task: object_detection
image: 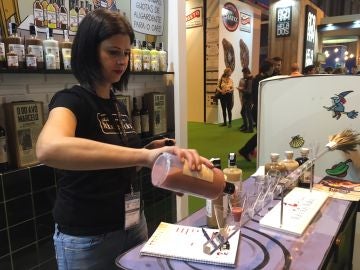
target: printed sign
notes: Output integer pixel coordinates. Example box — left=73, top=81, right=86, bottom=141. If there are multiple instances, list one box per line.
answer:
left=222, top=2, right=239, bottom=32
left=131, top=0, right=164, bottom=36
left=240, top=12, right=251, bottom=33
left=186, top=7, right=203, bottom=28
left=303, top=5, right=317, bottom=67
left=275, top=6, right=291, bottom=37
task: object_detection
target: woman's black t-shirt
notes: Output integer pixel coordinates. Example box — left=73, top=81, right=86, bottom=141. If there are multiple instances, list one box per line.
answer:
left=49, top=85, right=141, bottom=236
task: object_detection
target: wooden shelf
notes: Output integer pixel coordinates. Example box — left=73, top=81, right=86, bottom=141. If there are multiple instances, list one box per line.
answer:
left=0, top=69, right=174, bottom=75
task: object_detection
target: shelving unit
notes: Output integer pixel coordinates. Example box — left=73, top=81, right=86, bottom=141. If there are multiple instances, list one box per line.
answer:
left=0, top=69, right=174, bottom=75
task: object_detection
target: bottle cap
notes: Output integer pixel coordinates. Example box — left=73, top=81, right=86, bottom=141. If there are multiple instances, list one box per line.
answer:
left=285, top=150, right=294, bottom=159
left=300, top=147, right=310, bottom=155
left=11, top=23, right=17, bottom=34
left=29, top=24, right=36, bottom=36
left=223, top=181, right=235, bottom=195
left=228, top=152, right=236, bottom=167
left=270, top=153, right=280, bottom=161
left=210, top=158, right=221, bottom=169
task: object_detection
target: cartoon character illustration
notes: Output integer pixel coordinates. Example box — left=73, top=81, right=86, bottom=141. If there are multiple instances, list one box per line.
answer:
left=289, top=135, right=305, bottom=148
left=323, top=91, right=358, bottom=120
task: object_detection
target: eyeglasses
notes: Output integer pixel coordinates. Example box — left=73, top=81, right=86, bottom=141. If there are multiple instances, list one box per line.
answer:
left=106, top=49, right=131, bottom=59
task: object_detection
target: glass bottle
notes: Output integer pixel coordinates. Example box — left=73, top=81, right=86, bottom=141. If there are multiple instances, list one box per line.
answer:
left=0, top=125, right=8, bottom=173
left=158, top=42, right=167, bottom=72
left=264, top=153, right=287, bottom=176
left=43, top=28, right=60, bottom=70
left=41, top=0, right=49, bottom=27
left=295, top=148, right=313, bottom=188
left=0, top=29, right=6, bottom=69
left=25, top=24, right=44, bottom=70
left=152, top=152, right=236, bottom=200
left=132, top=97, right=141, bottom=134
left=150, top=42, right=159, bottom=72
left=140, top=96, right=150, bottom=138
left=281, top=150, right=299, bottom=176
left=59, top=0, right=68, bottom=30
left=223, top=152, right=242, bottom=192
left=47, top=0, right=57, bottom=29
left=132, top=39, right=142, bottom=72
left=4, top=23, right=24, bottom=69
left=59, top=30, right=72, bottom=70
left=33, top=0, right=44, bottom=27
left=78, top=1, right=86, bottom=25
left=69, top=0, right=79, bottom=32
left=141, top=41, right=151, bottom=71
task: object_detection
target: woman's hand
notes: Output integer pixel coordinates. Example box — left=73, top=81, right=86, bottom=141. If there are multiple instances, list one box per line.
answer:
left=144, top=138, right=176, bottom=149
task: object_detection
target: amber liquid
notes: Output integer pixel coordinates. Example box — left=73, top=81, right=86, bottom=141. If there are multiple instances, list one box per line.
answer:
left=25, top=37, right=44, bottom=70
left=60, top=40, right=72, bottom=69
left=4, top=36, right=24, bottom=69
left=231, top=207, right=243, bottom=222
left=33, top=1, right=44, bottom=27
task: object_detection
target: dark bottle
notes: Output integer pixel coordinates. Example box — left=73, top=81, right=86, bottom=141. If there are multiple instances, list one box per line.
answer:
left=295, top=148, right=313, bottom=188
left=140, top=96, right=150, bottom=138
left=0, top=126, right=9, bottom=173
left=33, top=0, right=44, bottom=27
left=132, top=97, right=141, bottom=134
left=4, top=23, right=25, bottom=69
left=0, top=29, right=6, bottom=69
left=59, top=0, right=68, bottom=30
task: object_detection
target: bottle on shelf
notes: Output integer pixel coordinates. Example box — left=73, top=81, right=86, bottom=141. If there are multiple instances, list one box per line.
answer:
left=206, top=158, right=228, bottom=228
left=53, top=0, right=60, bottom=29
left=4, top=23, right=24, bottom=69
left=158, top=42, right=167, bottom=72
left=281, top=150, right=299, bottom=176
left=0, top=125, right=9, bottom=173
left=132, top=97, right=141, bottom=134
left=41, top=0, right=49, bottom=27
left=0, top=29, right=6, bottom=69
left=59, top=30, right=72, bottom=70
left=43, top=28, right=60, bottom=70
left=132, top=39, right=142, bottom=72
left=59, top=0, right=68, bottom=30
left=69, top=0, right=79, bottom=32
left=140, top=96, right=150, bottom=138
left=85, top=0, right=90, bottom=13
left=141, top=41, right=151, bottom=71
left=78, top=1, right=86, bottom=25
left=223, top=153, right=242, bottom=192
left=151, top=152, right=236, bottom=200
left=150, top=42, right=159, bottom=72
left=295, top=147, right=313, bottom=188
left=33, top=0, right=45, bottom=27
left=25, top=24, right=44, bottom=70
left=47, top=0, right=57, bottom=29
left=264, top=153, right=287, bottom=176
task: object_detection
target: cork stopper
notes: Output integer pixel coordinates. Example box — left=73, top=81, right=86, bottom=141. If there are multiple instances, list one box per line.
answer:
left=285, top=150, right=294, bottom=159
left=300, top=147, right=310, bottom=156
left=270, top=153, right=280, bottom=162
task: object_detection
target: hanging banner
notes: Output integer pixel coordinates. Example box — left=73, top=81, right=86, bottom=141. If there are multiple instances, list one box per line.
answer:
left=131, top=0, right=164, bottom=35
left=275, top=6, right=292, bottom=37
left=303, top=5, right=317, bottom=67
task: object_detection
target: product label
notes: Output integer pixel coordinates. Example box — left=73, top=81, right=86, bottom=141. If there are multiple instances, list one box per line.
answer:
left=69, top=15, right=78, bottom=32
left=182, top=161, right=214, bottom=183
left=34, top=9, right=44, bottom=22
left=47, top=11, right=57, bottom=28
left=26, top=55, right=37, bottom=68
left=151, top=60, right=159, bottom=72
left=7, top=55, right=19, bottom=67
left=62, top=48, right=72, bottom=70
left=142, top=54, right=150, bottom=70
left=0, top=137, right=8, bottom=163
left=45, top=48, right=56, bottom=69
left=59, top=13, right=68, bottom=25
left=8, top=44, right=25, bottom=61
left=28, top=45, right=44, bottom=62
left=0, top=42, right=5, bottom=61
left=133, top=59, right=142, bottom=71
left=159, top=53, right=167, bottom=71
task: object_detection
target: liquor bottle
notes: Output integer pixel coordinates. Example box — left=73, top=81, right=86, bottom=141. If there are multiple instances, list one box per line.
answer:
left=25, top=24, right=44, bottom=70
left=132, top=97, right=141, bottom=134
left=206, top=158, right=228, bottom=228
left=150, top=42, right=159, bottom=72
left=47, top=0, right=57, bottom=29
left=4, top=23, right=25, bottom=69
left=295, top=148, right=313, bottom=188
left=132, top=39, right=142, bottom=72
left=264, top=153, right=287, bottom=176
left=69, top=0, right=79, bottom=32
left=281, top=151, right=299, bottom=176
left=158, top=42, right=167, bottom=72
left=141, top=41, right=150, bottom=71
left=140, top=96, right=150, bottom=138
left=0, top=29, right=6, bottom=69
left=33, top=0, right=44, bottom=27
left=53, top=0, right=60, bottom=29
left=85, top=0, right=90, bottom=13
left=152, top=152, right=236, bottom=200
left=0, top=126, right=8, bottom=173
left=59, top=30, right=72, bottom=70
left=78, top=1, right=86, bottom=25
left=223, top=153, right=242, bottom=192
left=41, top=0, right=49, bottom=27
left=43, top=28, right=60, bottom=70
left=59, top=0, right=68, bottom=30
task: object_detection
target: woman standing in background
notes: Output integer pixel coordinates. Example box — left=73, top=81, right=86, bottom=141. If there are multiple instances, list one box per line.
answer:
left=217, top=67, right=234, bottom=128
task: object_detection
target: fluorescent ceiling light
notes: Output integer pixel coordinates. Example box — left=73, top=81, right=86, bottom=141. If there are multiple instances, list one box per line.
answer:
left=322, top=36, right=359, bottom=44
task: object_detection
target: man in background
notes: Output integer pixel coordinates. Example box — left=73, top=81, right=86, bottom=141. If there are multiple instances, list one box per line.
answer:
left=272, top=56, right=282, bottom=76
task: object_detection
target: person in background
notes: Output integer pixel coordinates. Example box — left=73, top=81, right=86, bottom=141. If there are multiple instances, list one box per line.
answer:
left=332, top=67, right=346, bottom=74
left=351, top=65, right=358, bottom=75
left=217, top=67, right=234, bottom=128
left=324, top=66, right=334, bottom=74
left=303, top=64, right=316, bottom=75
left=290, top=63, right=302, bottom=77
left=272, top=56, right=282, bottom=76
left=237, top=67, right=254, bottom=133
left=36, top=9, right=212, bottom=270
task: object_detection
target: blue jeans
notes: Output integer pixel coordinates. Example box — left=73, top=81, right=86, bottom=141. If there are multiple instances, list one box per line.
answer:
left=53, top=212, right=148, bottom=270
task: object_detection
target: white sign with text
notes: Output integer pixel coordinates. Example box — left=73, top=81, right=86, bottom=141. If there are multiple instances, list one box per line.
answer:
left=131, top=0, right=164, bottom=35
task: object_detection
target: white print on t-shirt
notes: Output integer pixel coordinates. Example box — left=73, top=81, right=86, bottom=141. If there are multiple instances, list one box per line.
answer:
left=97, top=113, right=136, bottom=134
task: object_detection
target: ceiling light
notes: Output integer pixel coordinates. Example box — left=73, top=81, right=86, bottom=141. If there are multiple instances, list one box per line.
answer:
left=327, top=24, right=333, bottom=27
left=344, top=56, right=348, bottom=60
left=345, top=51, right=349, bottom=55
left=335, top=57, right=339, bottom=62
left=334, top=48, right=339, bottom=53
left=350, top=53, right=354, bottom=58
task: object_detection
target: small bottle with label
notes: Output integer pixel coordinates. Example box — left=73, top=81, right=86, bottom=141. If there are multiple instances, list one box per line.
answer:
left=59, top=0, right=68, bottom=30
left=43, top=28, right=60, bottom=70
left=41, top=0, right=49, bottom=27
left=4, top=23, right=25, bottom=69
left=158, top=42, right=167, bottom=72
left=295, top=148, right=313, bottom=188
left=281, top=151, right=299, bottom=176
left=223, top=153, right=242, bottom=192
left=59, top=30, right=72, bottom=70
left=141, top=41, right=151, bottom=71
left=140, top=96, right=150, bottom=138
left=69, top=0, right=79, bottom=32
left=78, top=1, right=86, bottom=25
left=0, top=29, right=6, bottom=69
left=264, top=153, right=287, bottom=176
left=25, top=24, right=44, bottom=70
left=132, top=97, right=141, bottom=134
left=33, top=0, right=44, bottom=27
left=150, top=42, right=159, bottom=72
left=47, top=0, right=57, bottom=29
left=132, top=39, right=142, bottom=72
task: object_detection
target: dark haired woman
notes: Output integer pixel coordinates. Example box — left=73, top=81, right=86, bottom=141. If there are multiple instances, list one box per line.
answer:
left=36, top=9, right=212, bottom=270
left=217, top=67, right=234, bottom=127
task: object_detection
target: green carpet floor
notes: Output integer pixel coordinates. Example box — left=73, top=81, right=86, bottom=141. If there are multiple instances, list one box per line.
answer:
left=187, top=119, right=257, bottom=214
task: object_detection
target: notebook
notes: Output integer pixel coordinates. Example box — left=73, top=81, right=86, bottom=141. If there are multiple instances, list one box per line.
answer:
left=140, top=222, right=240, bottom=267
left=259, top=187, right=328, bottom=236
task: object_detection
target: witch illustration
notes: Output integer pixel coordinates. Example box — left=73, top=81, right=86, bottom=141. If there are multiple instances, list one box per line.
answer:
left=323, top=90, right=358, bottom=120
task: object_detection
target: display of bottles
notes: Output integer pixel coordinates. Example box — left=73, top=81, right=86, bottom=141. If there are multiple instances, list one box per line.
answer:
left=25, top=24, right=44, bottom=70
left=4, top=23, right=24, bottom=69
left=264, top=153, right=287, bottom=176
left=150, top=42, right=159, bottom=72
left=223, top=153, right=242, bottom=191
left=141, top=41, right=151, bottom=71
left=295, top=148, right=313, bottom=188
left=47, top=0, right=57, bottom=29
left=132, top=97, right=141, bottom=134
left=59, top=30, right=72, bottom=70
left=158, top=42, right=167, bottom=72
left=59, top=0, right=68, bottom=30
left=0, top=126, right=8, bottom=173
left=132, top=39, right=142, bottom=72
left=206, top=158, right=228, bottom=228
left=69, top=0, right=79, bottom=32
left=152, top=152, right=236, bottom=200
left=43, top=28, right=60, bottom=70
left=33, top=0, right=44, bottom=27
left=140, top=96, right=150, bottom=138
left=0, top=29, right=6, bottom=69
left=41, top=0, right=49, bottom=27
left=281, top=151, right=299, bottom=176
left=78, top=1, right=86, bottom=25
left=53, top=0, right=60, bottom=28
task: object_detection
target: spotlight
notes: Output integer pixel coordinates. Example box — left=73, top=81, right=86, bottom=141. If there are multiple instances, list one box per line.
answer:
left=334, top=48, right=339, bottom=53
